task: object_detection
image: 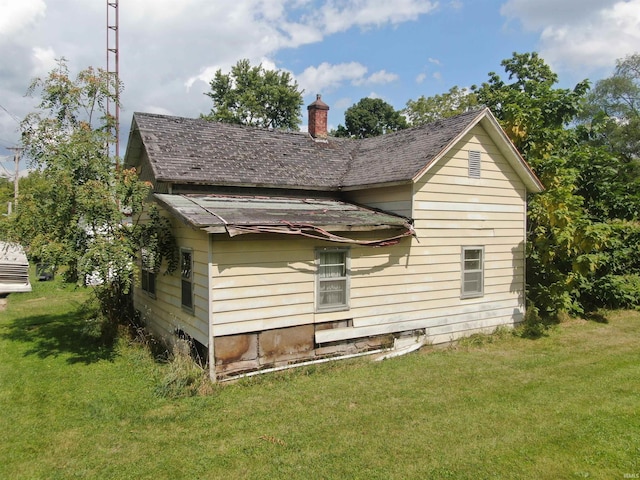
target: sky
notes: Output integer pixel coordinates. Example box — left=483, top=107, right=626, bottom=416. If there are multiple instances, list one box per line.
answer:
left=1, top=0, right=639, bottom=176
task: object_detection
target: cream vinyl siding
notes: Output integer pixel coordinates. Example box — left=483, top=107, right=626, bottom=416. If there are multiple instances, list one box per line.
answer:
left=346, top=184, right=413, bottom=218
left=315, top=123, right=528, bottom=344
left=133, top=212, right=209, bottom=346
left=210, top=235, right=315, bottom=336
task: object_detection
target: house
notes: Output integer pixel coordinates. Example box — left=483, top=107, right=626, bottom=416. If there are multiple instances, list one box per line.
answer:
left=0, top=242, right=32, bottom=295
left=124, top=96, right=543, bottom=381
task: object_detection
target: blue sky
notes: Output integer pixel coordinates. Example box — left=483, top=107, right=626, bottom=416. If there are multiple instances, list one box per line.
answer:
left=1, top=0, right=639, bottom=176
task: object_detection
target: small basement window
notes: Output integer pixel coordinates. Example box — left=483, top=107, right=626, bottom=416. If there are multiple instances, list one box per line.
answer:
left=468, top=150, right=481, bottom=178
left=181, top=249, right=194, bottom=311
left=316, top=248, right=350, bottom=312
left=462, top=246, right=484, bottom=298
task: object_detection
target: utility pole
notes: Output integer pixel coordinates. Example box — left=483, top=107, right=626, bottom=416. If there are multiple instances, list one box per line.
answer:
left=7, top=146, right=22, bottom=209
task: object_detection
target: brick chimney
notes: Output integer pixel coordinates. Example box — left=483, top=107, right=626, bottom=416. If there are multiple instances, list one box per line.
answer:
left=307, top=94, right=329, bottom=138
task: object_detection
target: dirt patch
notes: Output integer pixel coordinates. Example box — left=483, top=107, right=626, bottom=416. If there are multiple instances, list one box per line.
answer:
left=0, top=298, right=7, bottom=312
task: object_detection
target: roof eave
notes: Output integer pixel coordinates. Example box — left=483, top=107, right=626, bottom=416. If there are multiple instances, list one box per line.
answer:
left=340, top=179, right=413, bottom=192
left=156, top=178, right=340, bottom=192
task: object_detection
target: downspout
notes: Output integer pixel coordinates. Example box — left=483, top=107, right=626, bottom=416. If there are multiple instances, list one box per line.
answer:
left=220, top=347, right=391, bottom=382
left=522, top=188, right=528, bottom=323
left=208, top=233, right=216, bottom=382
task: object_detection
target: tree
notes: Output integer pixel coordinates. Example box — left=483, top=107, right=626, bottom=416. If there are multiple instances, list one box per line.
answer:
left=202, top=59, right=304, bottom=130
left=334, top=97, right=407, bottom=138
left=2, top=59, right=176, bottom=328
left=582, top=53, right=640, bottom=161
left=473, top=52, right=601, bottom=318
left=404, top=86, right=478, bottom=126
left=473, top=52, right=589, bottom=162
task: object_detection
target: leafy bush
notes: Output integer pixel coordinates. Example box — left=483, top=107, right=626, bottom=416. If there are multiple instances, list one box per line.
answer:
left=590, top=274, right=640, bottom=310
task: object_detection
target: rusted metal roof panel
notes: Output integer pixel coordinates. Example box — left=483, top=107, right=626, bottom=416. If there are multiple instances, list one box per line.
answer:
left=155, top=193, right=415, bottom=246
left=156, top=193, right=409, bottom=229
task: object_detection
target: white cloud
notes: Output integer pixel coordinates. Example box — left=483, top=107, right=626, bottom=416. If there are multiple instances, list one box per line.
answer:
left=500, top=0, right=618, bottom=30
left=416, top=72, right=427, bottom=83
left=432, top=71, right=442, bottom=80
left=428, top=57, right=441, bottom=65
left=317, top=0, right=438, bottom=34
left=333, top=97, right=354, bottom=110
left=144, top=106, right=174, bottom=116
left=31, top=46, right=57, bottom=76
left=501, top=0, right=640, bottom=72
left=359, top=70, right=399, bottom=85
left=297, top=62, right=369, bottom=94
left=0, top=0, right=46, bottom=39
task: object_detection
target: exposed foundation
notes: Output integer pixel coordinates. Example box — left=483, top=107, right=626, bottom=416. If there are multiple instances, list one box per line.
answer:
left=213, top=322, right=395, bottom=380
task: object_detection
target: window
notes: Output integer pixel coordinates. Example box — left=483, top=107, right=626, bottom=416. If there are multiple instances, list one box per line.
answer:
left=317, top=248, right=349, bottom=311
left=141, top=248, right=156, bottom=297
left=468, top=150, right=481, bottom=178
left=181, top=249, right=193, bottom=311
left=462, top=246, right=484, bottom=298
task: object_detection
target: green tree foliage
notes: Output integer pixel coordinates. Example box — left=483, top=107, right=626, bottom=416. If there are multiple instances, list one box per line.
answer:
left=474, top=52, right=589, bottom=162
left=334, top=97, right=408, bottom=138
left=582, top=53, right=640, bottom=161
left=471, top=51, right=640, bottom=317
left=404, top=86, right=478, bottom=126
left=472, top=52, right=605, bottom=317
left=0, top=177, right=13, bottom=215
left=1, top=59, right=176, bottom=326
left=202, top=59, right=304, bottom=130
left=573, top=54, right=640, bottom=223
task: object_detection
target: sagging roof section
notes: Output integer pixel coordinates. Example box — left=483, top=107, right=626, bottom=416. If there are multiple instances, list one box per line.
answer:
left=155, top=193, right=415, bottom=247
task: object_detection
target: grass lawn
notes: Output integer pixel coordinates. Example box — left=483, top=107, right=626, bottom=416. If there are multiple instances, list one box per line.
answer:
left=1, top=277, right=639, bottom=479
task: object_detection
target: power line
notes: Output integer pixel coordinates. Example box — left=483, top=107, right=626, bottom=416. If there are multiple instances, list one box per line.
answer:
left=0, top=103, right=21, bottom=124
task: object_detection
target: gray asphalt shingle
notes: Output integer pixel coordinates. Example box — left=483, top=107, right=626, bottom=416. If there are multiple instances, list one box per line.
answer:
left=129, top=108, right=486, bottom=190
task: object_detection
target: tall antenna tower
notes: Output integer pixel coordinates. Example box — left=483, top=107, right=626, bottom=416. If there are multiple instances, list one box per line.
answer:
left=106, top=0, right=120, bottom=164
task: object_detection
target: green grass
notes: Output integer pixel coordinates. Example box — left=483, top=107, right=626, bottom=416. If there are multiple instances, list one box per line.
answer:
left=1, top=277, right=639, bottom=479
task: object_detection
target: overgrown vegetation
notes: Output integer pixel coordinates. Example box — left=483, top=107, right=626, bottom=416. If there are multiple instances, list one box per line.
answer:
left=0, top=59, right=177, bottom=329
left=1, top=279, right=639, bottom=479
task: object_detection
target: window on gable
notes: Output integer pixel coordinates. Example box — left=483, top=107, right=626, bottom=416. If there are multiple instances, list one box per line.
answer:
left=317, top=248, right=350, bottom=311
left=462, top=246, right=484, bottom=298
left=181, top=249, right=193, bottom=311
left=468, top=150, right=481, bottom=178
left=141, top=248, right=156, bottom=297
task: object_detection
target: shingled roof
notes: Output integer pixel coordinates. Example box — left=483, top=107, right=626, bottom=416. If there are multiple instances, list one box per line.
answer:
left=127, top=113, right=353, bottom=191
left=126, top=108, right=525, bottom=192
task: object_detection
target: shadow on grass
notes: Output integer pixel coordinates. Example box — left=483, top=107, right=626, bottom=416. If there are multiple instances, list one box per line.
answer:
left=584, top=311, right=609, bottom=324
left=0, top=308, right=117, bottom=364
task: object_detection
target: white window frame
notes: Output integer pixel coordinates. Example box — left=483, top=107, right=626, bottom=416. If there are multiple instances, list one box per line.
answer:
left=461, top=246, right=484, bottom=298
left=140, top=248, right=156, bottom=297
left=468, top=150, right=481, bottom=178
left=316, top=248, right=350, bottom=312
left=180, top=248, right=194, bottom=312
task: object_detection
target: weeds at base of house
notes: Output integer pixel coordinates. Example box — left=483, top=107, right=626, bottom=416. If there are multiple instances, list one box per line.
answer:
left=153, top=342, right=214, bottom=399
left=78, top=298, right=214, bottom=399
